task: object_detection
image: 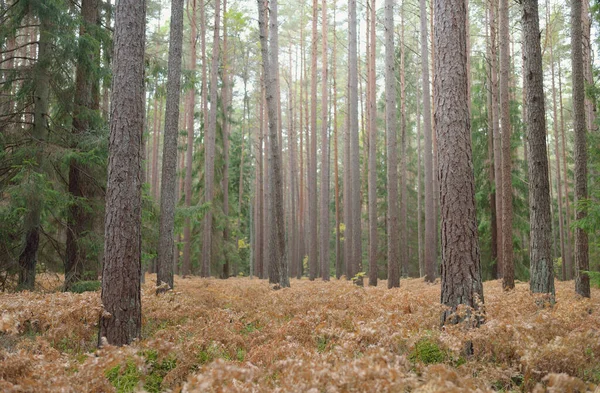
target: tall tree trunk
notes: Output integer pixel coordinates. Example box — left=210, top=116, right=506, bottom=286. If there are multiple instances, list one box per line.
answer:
left=98, top=0, right=145, bottom=346
left=420, top=0, right=435, bottom=283
left=500, top=0, right=514, bottom=290
left=349, top=0, right=362, bottom=284
left=201, top=0, right=221, bottom=278
left=332, top=0, right=342, bottom=279
left=221, top=0, right=231, bottom=279
left=416, top=76, right=423, bottom=277
left=200, top=0, right=208, bottom=130
left=289, top=45, right=299, bottom=279
left=548, top=8, right=568, bottom=282
left=255, top=88, right=264, bottom=278
left=486, top=6, right=498, bottom=278
left=522, top=0, right=554, bottom=298
left=490, top=0, right=503, bottom=278
left=151, top=90, right=162, bottom=200
left=157, top=0, right=184, bottom=291
left=581, top=0, right=595, bottom=134
left=558, top=60, right=573, bottom=279
left=434, top=0, right=484, bottom=325
left=308, top=0, right=318, bottom=281
left=65, top=0, right=100, bottom=291
left=299, top=19, right=306, bottom=279
left=319, top=0, right=330, bottom=281
left=182, top=0, right=197, bottom=277
left=367, top=0, right=377, bottom=286
left=399, top=11, right=408, bottom=279
left=385, top=0, right=399, bottom=288
left=258, top=0, right=289, bottom=288
left=571, top=0, right=590, bottom=298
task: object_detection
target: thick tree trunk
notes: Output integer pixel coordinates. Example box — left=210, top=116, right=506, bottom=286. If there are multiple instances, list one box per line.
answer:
left=99, top=0, right=145, bottom=346
left=500, top=0, right=514, bottom=290
left=156, top=0, right=184, bottom=291
left=522, top=0, right=554, bottom=298
left=434, top=0, right=484, bottom=325
left=258, top=0, right=288, bottom=288
left=65, top=0, right=99, bottom=291
left=319, top=0, right=330, bottom=281
left=367, top=0, right=377, bottom=286
left=420, top=0, right=435, bottom=283
left=385, top=0, right=399, bottom=288
left=201, top=0, right=221, bottom=278
left=571, top=0, right=590, bottom=297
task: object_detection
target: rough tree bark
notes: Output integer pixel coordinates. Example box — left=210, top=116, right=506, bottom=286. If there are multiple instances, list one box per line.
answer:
left=434, top=0, right=484, bottom=325
left=258, top=0, right=289, bottom=288
left=98, top=0, right=145, bottom=346
left=571, top=0, right=590, bottom=298
left=156, top=0, right=184, bottom=291
left=522, top=0, right=554, bottom=298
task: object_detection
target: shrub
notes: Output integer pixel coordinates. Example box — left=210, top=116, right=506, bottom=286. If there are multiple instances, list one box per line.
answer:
left=70, top=280, right=101, bottom=293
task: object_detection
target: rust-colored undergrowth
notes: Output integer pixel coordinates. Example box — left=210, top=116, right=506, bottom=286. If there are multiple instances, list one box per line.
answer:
left=1, top=275, right=599, bottom=392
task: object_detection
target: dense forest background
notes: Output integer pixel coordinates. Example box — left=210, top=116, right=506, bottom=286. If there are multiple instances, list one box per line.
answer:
left=1, top=0, right=599, bottom=290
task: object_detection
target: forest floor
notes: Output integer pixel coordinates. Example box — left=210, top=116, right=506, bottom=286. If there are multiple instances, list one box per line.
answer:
left=1, top=275, right=599, bottom=392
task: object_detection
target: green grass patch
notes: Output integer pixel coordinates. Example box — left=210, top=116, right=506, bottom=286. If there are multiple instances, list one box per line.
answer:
left=409, top=338, right=447, bottom=365
left=105, top=361, right=140, bottom=393
left=142, top=350, right=177, bottom=393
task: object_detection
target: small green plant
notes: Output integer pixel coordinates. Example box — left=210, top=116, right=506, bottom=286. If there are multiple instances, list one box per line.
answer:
left=351, top=271, right=366, bottom=283
left=143, top=350, right=177, bottom=393
left=240, top=321, right=261, bottom=335
left=316, top=336, right=329, bottom=353
left=105, top=361, right=140, bottom=393
left=409, top=338, right=446, bottom=365
left=70, top=280, right=101, bottom=293
left=197, top=342, right=231, bottom=364
left=236, top=347, right=246, bottom=362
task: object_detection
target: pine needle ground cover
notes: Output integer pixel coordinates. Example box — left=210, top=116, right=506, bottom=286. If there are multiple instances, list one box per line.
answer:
left=1, top=276, right=599, bottom=392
